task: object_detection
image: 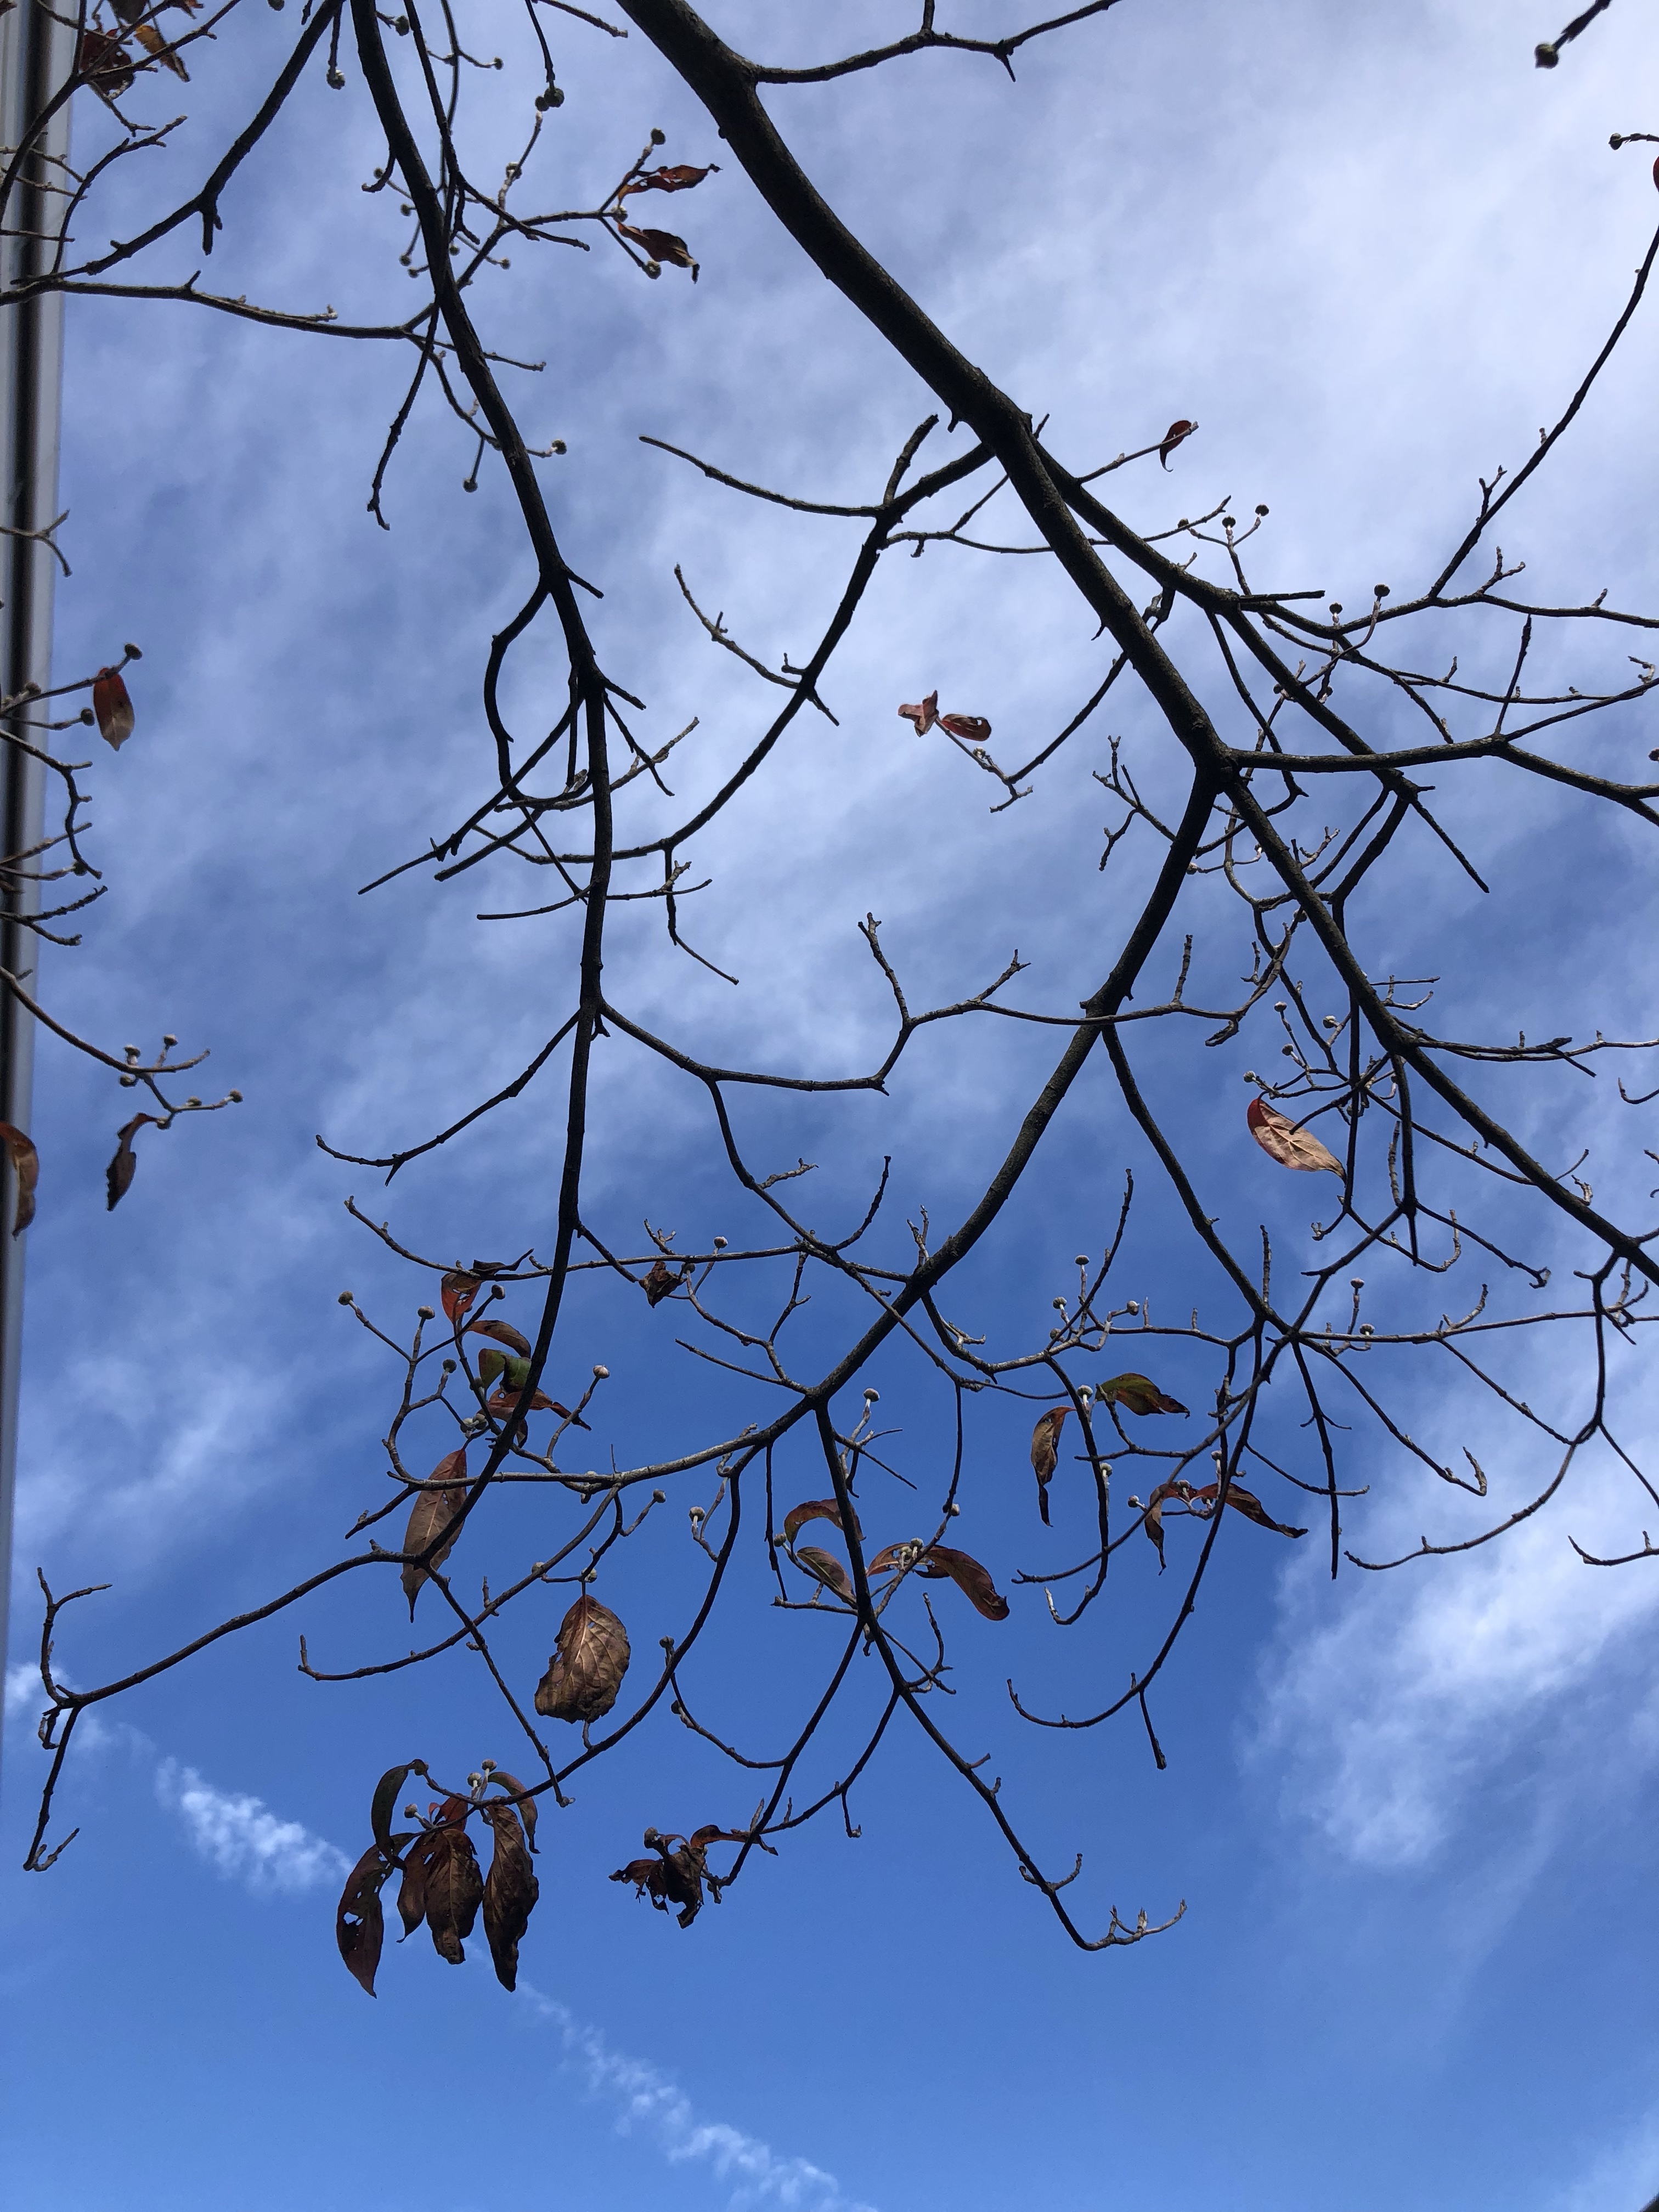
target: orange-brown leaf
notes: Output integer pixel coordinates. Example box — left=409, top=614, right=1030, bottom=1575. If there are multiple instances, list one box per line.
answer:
left=1098, top=1372, right=1188, bottom=1418
left=132, top=20, right=188, bottom=77
left=534, top=1593, right=630, bottom=1723
left=467, top=1315, right=532, bottom=1357
left=0, top=1122, right=38, bottom=1237
left=621, top=162, right=719, bottom=195
left=781, top=1497, right=862, bottom=1548
left=617, top=219, right=698, bottom=278
left=938, top=712, right=992, bottom=743
left=400, top=1448, right=467, bottom=1618
left=915, top=1543, right=1009, bottom=1621
left=92, top=666, right=134, bottom=749
left=1246, top=1096, right=1345, bottom=1177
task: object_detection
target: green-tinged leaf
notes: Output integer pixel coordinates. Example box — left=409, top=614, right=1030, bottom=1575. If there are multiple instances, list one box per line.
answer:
left=1098, top=1372, right=1188, bottom=1418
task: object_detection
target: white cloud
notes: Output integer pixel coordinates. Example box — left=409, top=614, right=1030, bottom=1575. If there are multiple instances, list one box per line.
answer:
left=523, top=1988, right=877, bottom=2212
left=154, top=1758, right=350, bottom=1896
left=1251, top=1449, right=1659, bottom=1870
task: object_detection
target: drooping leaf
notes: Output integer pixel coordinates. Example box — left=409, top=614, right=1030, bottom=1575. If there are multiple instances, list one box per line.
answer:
left=441, top=1268, right=483, bottom=1322
left=621, top=162, right=719, bottom=195
left=132, top=20, right=188, bottom=77
left=396, top=1827, right=442, bottom=1936
left=78, top=30, right=134, bottom=95
left=369, top=1760, right=423, bottom=1860
left=481, top=1801, right=539, bottom=1991
left=913, top=1543, right=1009, bottom=1621
left=781, top=1497, right=862, bottom=1548
left=0, top=1122, right=38, bottom=1237
left=617, top=219, right=699, bottom=278
left=938, top=712, right=992, bottom=743
left=1142, top=1478, right=1190, bottom=1567
left=476, top=1346, right=508, bottom=1387
left=486, top=1769, right=539, bottom=1853
left=424, top=1822, right=484, bottom=1965
left=1098, top=1372, right=1188, bottom=1418
left=105, top=1113, right=156, bottom=1212
left=1190, top=1477, right=1307, bottom=1540
left=793, top=1545, right=855, bottom=1602
left=467, top=1315, right=532, bottom=1357
left=1029, top=1407, right=1067, bottom=1526
left=336, top=1840, right=408, bottom=1997
left=400, top=1447, right=468, bottom=1618
left=1246, top=1096, right=1345, bottom=1177
left=92, top=665, right=134, bottom=749
left=898, top=690, right=939, bottom=734
left=1158, top=418, right=1197, bottom=468
left=534, top=1594, right=631, bottom=1723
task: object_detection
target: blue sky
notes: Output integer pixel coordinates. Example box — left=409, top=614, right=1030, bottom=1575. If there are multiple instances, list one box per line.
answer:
left=4, top=3, right=1659, bottom=2207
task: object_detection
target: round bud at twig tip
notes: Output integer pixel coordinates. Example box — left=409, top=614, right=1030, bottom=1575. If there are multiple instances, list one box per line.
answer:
left=338, top=1291, right=353, bottom=1305
left=592, top=1363, right=608, bottom=1379
left=417, top=1305, right=435, bottom=1319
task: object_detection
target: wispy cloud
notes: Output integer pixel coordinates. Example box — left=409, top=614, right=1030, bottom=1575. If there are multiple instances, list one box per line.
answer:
left=522, top=1988, right=877, bottom=2212
left=153, top=1758, right=349, bottom=1896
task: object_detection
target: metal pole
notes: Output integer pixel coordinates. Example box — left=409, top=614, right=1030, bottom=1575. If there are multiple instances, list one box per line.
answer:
left=0, top=0, right=71, bottom=1743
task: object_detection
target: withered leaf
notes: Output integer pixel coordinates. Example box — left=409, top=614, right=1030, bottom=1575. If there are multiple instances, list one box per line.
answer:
left=1190, top=1477, right=1307, bottom=1539
left=481, top=1801, right=539, bottom=1991
left=938, top=712, right=992, bottom=743
left=867, top=1539, right=925, bottom=1576
left=1098, top=1372, right=1188, bottom=1418
left=336, top=1840, right=408, bottom=1997
left=78, top=30, right=134, bottom=95
left=424, top=1822, right=484, bottom=1964
left=609, top=1825, right=724, bottom=1928
left=397, top=1826, right=442, bottom=1937
left=369, top=1759, right=424, bottom=1859
left=622, top=161, right=719, bottom=195
left=486, top=1769, right=539, bottom=1853
left=467, top=1315, right=532, bottom=1357
left=913, top=1543, right=1009, bottom=1621
left=1142, top=1477, right=1190, bottom=1567
left=1247, top=1096, right=1345, bottom=1177
left=105, top=1113, right=156, bottom=1212
left=400, top=1447, right=468, bottom=1618
left=1029, top=1407, right=1067, bottom=1526
left=898, top=689, right=939, bottom=734
left=1159, top=418, right=1197, bottom=468
left=781, top=1496, right=862, bottom=1548
left=642, top=1257, right=679, bottom=1306
left=534, top=1593, right=630, bottom=1723
left=132, top=20, right=188, bottom=76
left=92, top=666, right=134, bottom=749
left=617, top=219, right=699, bottom=278
left=793, top=1544, right=855, bottom=1602
left=441, top=1267, right=486, bottom=1322
left=0, top=1122, right=38, bottom=1237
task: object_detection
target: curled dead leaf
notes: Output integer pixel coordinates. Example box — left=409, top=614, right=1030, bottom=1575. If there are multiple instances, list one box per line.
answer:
left=335, top=1840, right=408, bottom=1997
left=938, top=712, right=992, bottom=743
left=781, top=1496, right=862, bottom=1548
left=1189, top=1477, right=1307, bottom=1539
left=610, top=1824, right=738, bottom=1928
left=913, top=1543, right=1009, bottom=1621
left=105, top=1113, right=156, bottom=1212
left=793, top=1544, right=854, bottom=1602
left=481, top=1800, right=539, bottom=1990
left=642, top=1256, right=681, bottom=1306
left=424, top=1821, right=484, bottom=1965
left=617, top=219, right=698, bottom=278
left=534, top=1593, right=630, bottom=1723
left=1097, top=1372, right=1188, bottom=1418
left=0, top=1122, right=38, bottom=1237
left=484, top=1769, right=539, bottom=1853
left=621, top=162, right=719, bottom=195
left=92, top=666, right=134, bottom=749
left=467, top=1315, right=531, bottom=1357
left=1029, top=1407, right=1067, bottom=1526
left=1159, top=418, right=1197, bottom=468
left=78, top=30, right=134, bottom=95
left=400, top=1447, right=468, bottom=1618
left=898, top=689, right=939, bottom=734
left=1246, top=1096, right=1345, bottom=1177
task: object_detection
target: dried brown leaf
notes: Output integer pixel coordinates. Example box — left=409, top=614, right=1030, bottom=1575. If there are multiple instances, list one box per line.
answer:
left=642, top=1257, right=679, bottom=1306
left=1190, top=1477, right=1307, bottom=1539
left=1246, top=1096, right=1345, bottom=1177
left=621, top=161, right=719, bottom=195
left=781, top=1496, right=862, bottom=1548
left=467, top=1315, right=532, bottom=1357
left=336, top=1841, right=407, bottom=1997
left=793, top=1544, right=855, bottom=1603
left=1159, top=418, right=1197, bottom=468
left=915, top=1543, right=1009, bottom=1621
left=481, top=1801, right=539, bottom=1990
left=92, top=665, right=134, bottom=748
left=617, top=219, right=698, bottom=278
left=132, top=20, right=188, bottom=77
left=0, top=1122, right=38, bottom=1237
left=424, top=1824, right=484, bottom=1964
left=486, top=1769, right=539, bottom=1853
left=400, top=1447, right=468, bottom=1618
left=938, top=712, right=992, bottom=743
left=105, top=1113, right=156, bottom=1212
left=1098, top=1372, right=1188, bottom=1417
left=78, top=30, right=134, bottom=95
left=897, top=689, right=938, bottom=734
left=1029, top=1407, right=1066, bottom=1525
left=534, top=1593, right=630, bottom=1723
